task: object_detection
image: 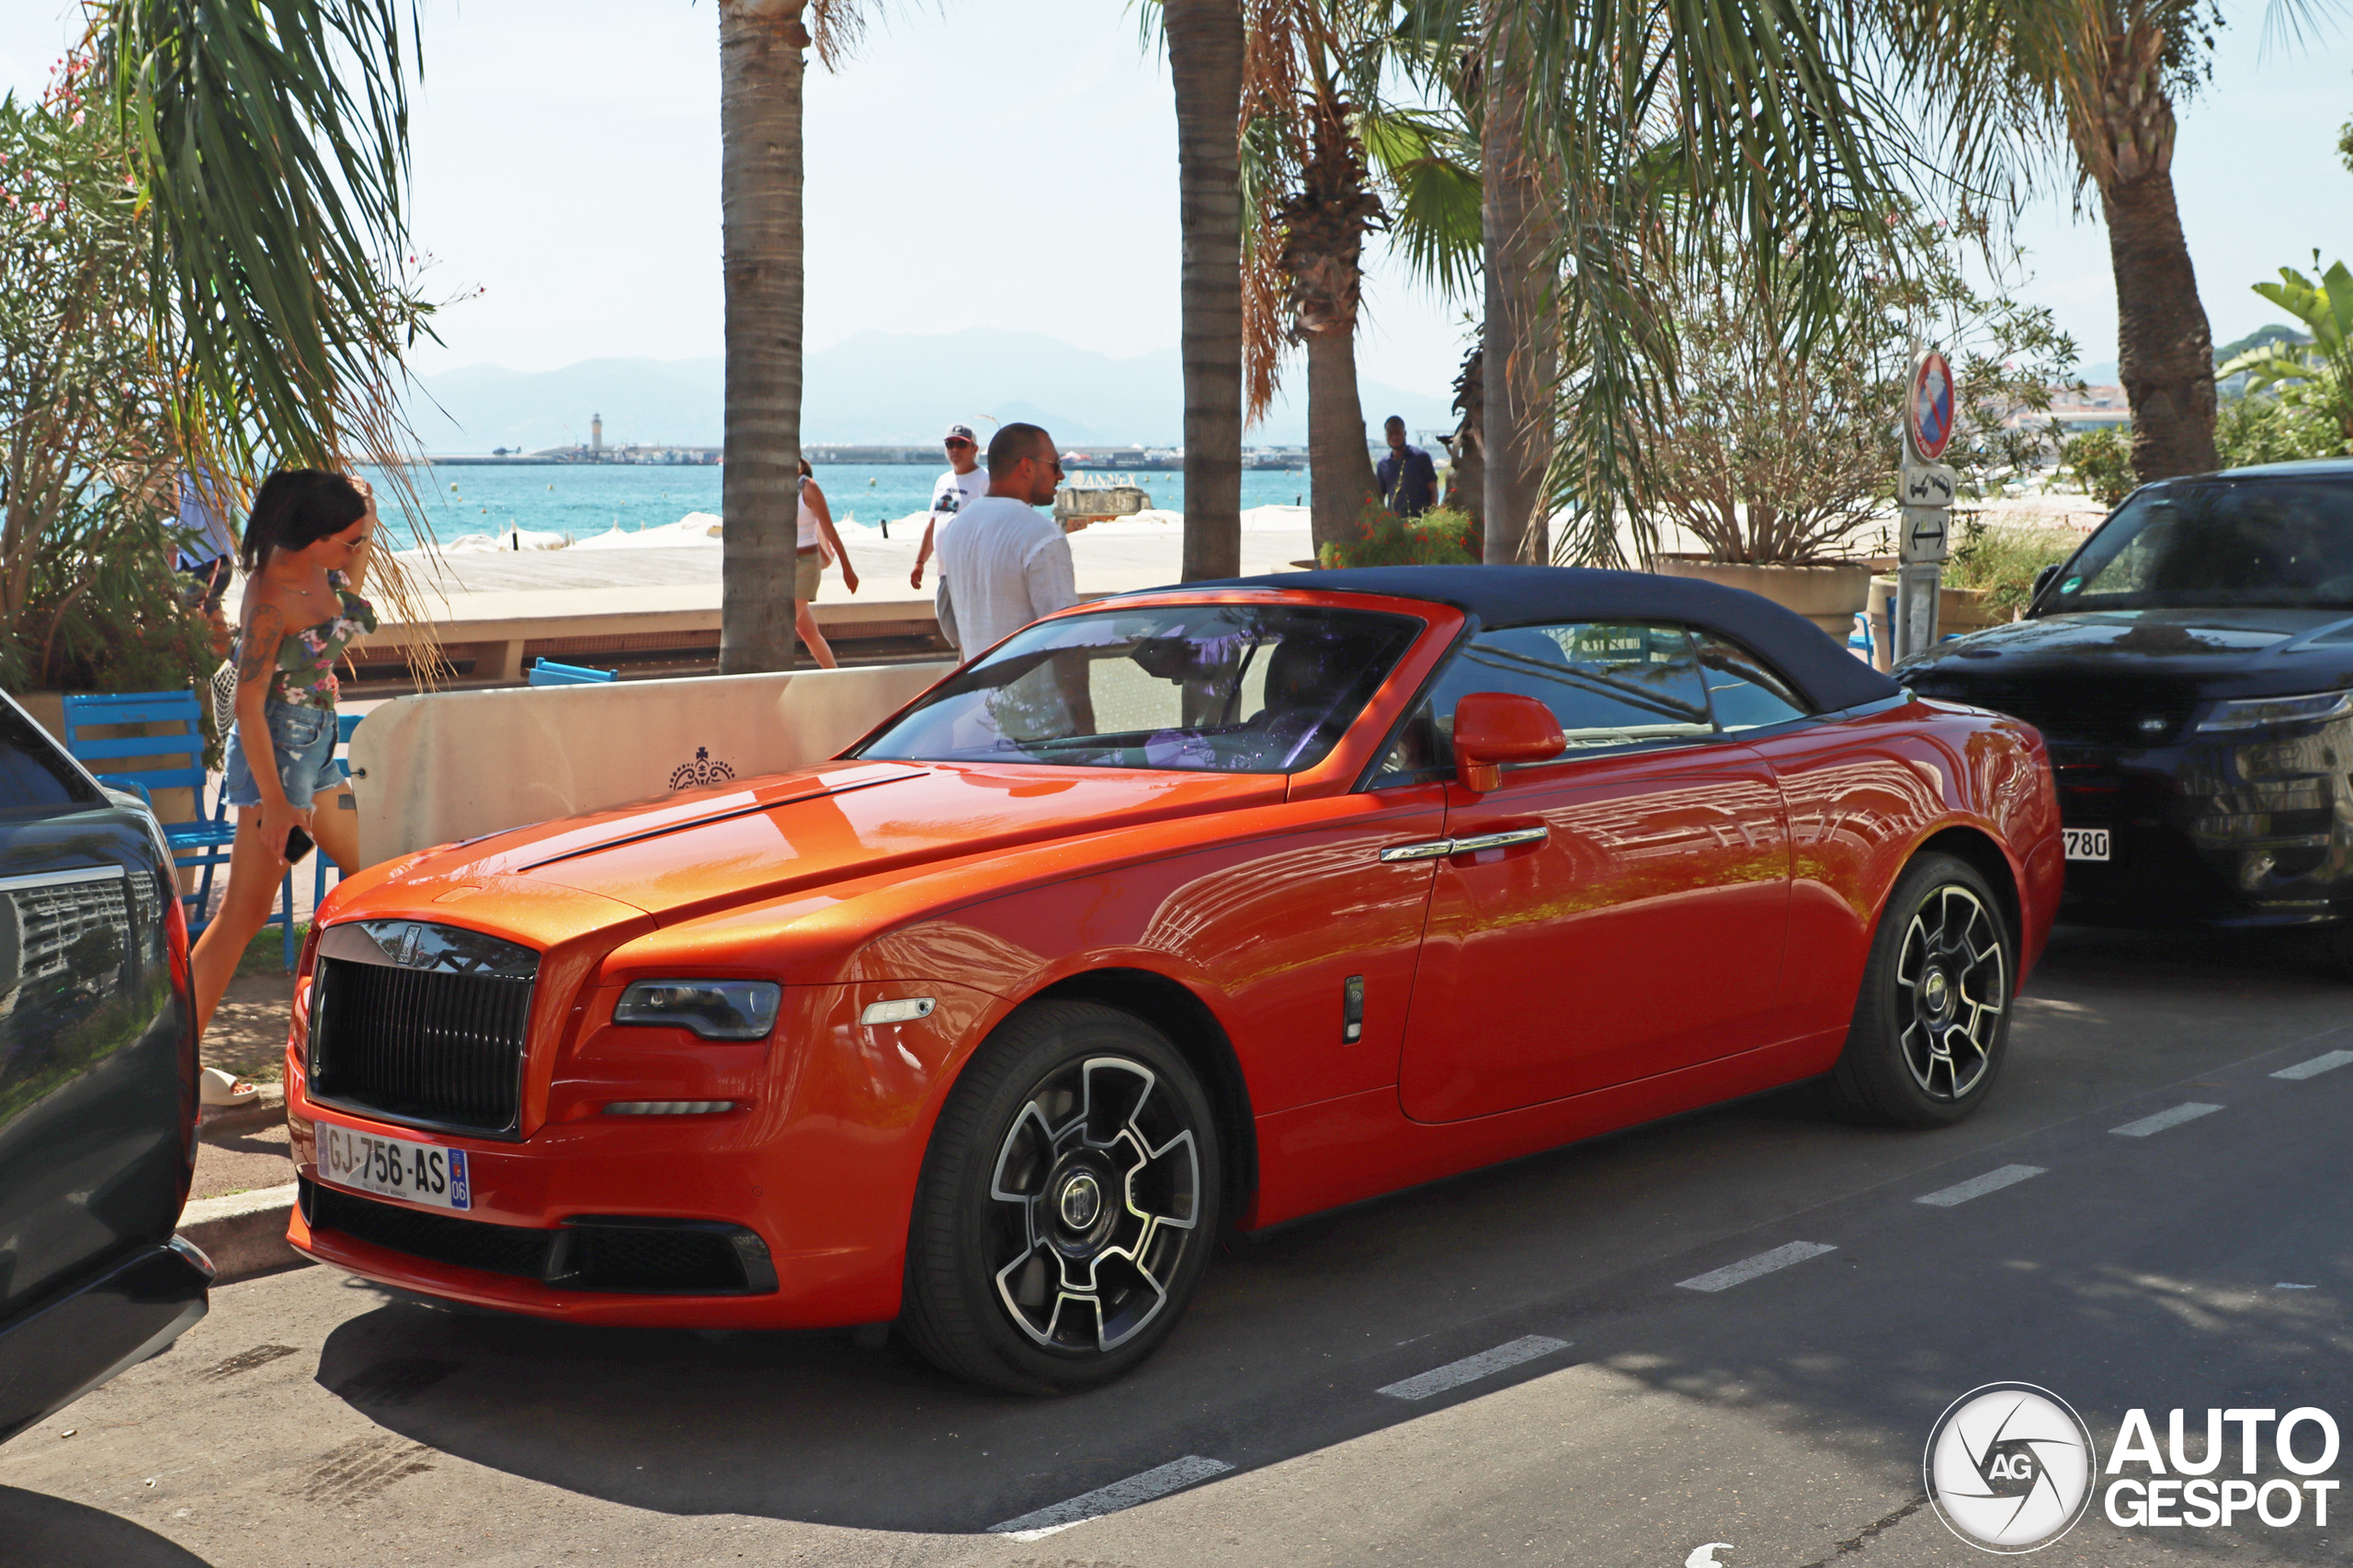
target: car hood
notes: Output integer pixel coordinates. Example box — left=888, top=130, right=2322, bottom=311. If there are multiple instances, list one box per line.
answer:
left=385, top=758, right=1287, bottom=926
left=1903, top=608, right=2353, bottom=696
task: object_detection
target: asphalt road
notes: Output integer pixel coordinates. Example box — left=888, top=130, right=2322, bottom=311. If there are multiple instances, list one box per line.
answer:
left=5, top=925, right=2349, bottom=1568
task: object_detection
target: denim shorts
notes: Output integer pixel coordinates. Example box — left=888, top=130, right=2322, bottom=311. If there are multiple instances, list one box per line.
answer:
left=223, top=699, right=343, bottom=808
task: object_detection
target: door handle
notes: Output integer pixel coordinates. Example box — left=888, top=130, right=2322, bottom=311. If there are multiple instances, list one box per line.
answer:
left=1449, top=826, right=1549, bottom=854
left=1378, top=825, right=1548, bottom=862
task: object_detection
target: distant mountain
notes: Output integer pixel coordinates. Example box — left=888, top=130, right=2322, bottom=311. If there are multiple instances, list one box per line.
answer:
left=401, top=329, right=1457, bottom=452
left=2216, top=323, right=2310, bottom=365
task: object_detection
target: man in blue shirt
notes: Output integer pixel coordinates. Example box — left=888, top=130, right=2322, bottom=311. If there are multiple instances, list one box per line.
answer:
left=1377, top=415, right=1438, bottom=517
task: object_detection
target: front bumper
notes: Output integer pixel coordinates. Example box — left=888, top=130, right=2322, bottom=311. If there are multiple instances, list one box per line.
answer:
left=2052, top=723, right=2353, bottom=929
left=283, top=973, right=996, bottom=1330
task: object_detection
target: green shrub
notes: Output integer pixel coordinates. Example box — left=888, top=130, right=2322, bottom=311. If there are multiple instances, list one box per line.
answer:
left=1946, top=519, right=2080, bottom=621
left=2215, top=393, right=2345, bottom=469
left=1317, top=504, right=1482, bottom=568
left=2062, top=426, right=2135, bottom=507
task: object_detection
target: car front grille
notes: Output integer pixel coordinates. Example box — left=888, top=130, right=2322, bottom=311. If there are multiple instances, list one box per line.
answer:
left=1905, top=674, right=2204, bottom=749
left=307, top=921, right=539, bottom=1136
left=302, top=1181, right=771, bottom=1294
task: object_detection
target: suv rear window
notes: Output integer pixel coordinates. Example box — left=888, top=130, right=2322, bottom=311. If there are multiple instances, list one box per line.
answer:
left=0, top=703, right=100, bottom=812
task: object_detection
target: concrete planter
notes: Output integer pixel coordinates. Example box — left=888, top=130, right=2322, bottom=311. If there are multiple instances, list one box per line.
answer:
left=1649, top=556, right=1874, bottom=641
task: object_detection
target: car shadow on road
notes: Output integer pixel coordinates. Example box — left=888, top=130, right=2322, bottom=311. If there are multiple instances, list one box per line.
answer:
left=308, top=933, right=2352, bottom=1538
left=299, top=1073, right=1972, bottom=1535
left=0, top=1486, right=216, bottom=1568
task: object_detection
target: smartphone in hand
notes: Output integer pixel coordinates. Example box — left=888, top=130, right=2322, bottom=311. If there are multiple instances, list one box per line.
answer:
left=285, top=825, right=314, bottom=864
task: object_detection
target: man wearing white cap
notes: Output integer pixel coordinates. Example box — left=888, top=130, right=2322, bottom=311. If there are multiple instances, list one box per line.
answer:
left=910, top=422, right=990, bottom=589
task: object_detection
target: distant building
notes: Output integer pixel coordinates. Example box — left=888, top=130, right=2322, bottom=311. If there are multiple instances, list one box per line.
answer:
left=591, top=413, right=604, bottom=457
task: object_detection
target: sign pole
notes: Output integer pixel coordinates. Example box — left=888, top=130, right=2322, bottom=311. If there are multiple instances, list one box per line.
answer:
left=1895, top=347, right=1959, bottom=664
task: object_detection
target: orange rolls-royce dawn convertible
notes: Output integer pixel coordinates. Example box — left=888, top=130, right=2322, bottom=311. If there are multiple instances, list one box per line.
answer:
left=284, top=566, right=2063, bottom=1392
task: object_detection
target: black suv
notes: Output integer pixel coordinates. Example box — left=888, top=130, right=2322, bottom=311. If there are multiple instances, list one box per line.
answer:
left=0, top=690, right=211, bottom=1444
left=1899, top=458, right=2353, bottom=968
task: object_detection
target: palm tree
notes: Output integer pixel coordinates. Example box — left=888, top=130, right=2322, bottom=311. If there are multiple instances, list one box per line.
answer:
left=94, top=1, right=426, bottom=480
left=1912, top=1, right=2331, bottom=483
left=1393, top=1, right=1926, bottom=566
left=1240, top=0, right=1481, bottom=555
left=1165, top=0, right=1247, bottom=582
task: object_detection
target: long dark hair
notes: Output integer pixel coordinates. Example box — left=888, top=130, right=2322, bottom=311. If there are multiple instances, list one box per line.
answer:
left=240, top=470, right=366, bottom=571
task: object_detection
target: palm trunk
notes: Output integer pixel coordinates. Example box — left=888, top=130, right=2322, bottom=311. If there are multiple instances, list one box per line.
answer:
left=2070, top=26, right=2215, bottom=483
left=1166, top=0, right=1245, bottom=581
left=2100, top=167, right=2217, bottom=480
left=1305, top=329, right=1377, bottom=550
left=1480, top=21, right=1555, bottom=563
left=1281, top=87, right=1381, bottom=556
left=718, top=0, right=805, bottom=673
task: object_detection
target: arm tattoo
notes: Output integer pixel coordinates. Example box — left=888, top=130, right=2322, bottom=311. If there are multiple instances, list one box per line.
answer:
left=237, top=604, right=285, bottom=687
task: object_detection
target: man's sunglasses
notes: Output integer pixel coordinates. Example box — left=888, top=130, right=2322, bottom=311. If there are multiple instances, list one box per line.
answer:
left=944, top=437, right=974, bottom=449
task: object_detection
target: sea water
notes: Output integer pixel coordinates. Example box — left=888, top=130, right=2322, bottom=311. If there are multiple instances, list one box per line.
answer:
left=362, top=462, right=1318, bottom=552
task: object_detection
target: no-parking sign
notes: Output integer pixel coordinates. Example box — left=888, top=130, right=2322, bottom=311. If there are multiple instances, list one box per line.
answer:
left=1909, top=348, right=1957, bottom=460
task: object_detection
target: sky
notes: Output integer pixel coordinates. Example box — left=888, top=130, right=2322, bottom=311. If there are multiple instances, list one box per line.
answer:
left=2, top=1, right=2347, bottom=393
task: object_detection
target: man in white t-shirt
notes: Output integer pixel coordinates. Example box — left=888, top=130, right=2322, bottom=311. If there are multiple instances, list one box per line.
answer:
left=934, top=422, right=1078, bottom=661
left=910, top=423, right=990, bottom=589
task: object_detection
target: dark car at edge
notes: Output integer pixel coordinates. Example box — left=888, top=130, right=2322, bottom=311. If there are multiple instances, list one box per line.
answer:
left=0, top=691, right=212, bottom=1444
left=1897, top=457, right=2353, bottom=968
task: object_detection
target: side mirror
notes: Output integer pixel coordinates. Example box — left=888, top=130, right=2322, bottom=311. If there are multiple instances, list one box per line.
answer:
left=2030, top=563, right=2061, bottom=606
left=1452, top=691, right=1565, bottom=793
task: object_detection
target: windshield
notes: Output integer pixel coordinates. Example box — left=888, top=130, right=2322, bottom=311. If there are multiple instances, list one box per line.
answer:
left=858, top=602, right=1423, bottom=772
left=2043, top=479, right=2353, bottom=611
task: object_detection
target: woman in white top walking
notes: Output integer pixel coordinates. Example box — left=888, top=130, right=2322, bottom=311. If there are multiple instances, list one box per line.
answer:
left=795, top=458, right=860, bottom=667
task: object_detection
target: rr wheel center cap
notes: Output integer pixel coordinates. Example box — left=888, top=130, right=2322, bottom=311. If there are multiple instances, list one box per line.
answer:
left=1921, top=967, right=1952, bottom=1020
left=1057, top=1172, right=1103, bottom=1230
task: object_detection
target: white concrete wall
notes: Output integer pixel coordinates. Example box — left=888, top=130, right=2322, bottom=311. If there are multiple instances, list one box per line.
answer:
left=348, top=663, right=954, bottom=865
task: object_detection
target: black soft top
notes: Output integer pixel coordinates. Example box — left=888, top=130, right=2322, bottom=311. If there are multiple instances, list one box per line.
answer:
left=1162, top=563, right=1899, bottom=713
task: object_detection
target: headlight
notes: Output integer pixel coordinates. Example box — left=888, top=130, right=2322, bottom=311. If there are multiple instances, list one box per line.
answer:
left=2195, top=691, right=2353, bottom=733
left=612, top=980, right=781, bottom=1040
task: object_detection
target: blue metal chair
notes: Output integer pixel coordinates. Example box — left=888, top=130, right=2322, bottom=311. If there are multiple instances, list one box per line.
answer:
left=60, top=690, right=240, bottom=935
left=528, top=658, right=617, bottom=686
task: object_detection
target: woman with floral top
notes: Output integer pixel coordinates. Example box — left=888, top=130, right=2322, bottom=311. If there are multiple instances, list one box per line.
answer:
left=188, top=469, right=379, bottom=1038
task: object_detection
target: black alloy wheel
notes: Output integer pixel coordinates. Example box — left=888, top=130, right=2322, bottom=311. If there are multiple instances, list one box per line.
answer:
left=1831, top=852, right=2015, bottom=1128
left=900, top=1000, right=1222, bottom=1393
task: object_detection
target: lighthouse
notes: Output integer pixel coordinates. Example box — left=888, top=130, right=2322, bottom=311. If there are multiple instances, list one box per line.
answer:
left=591, top=412, right=604, bottom=459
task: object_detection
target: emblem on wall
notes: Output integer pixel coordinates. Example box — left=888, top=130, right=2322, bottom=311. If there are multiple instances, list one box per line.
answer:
left=669, top=746, right=737, bottom=790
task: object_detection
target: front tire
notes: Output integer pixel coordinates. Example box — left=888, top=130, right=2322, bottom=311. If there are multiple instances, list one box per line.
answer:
left=900, top=1001, right=1222, bottom=1393
left=1831, top=853, right=2014, bottom=1128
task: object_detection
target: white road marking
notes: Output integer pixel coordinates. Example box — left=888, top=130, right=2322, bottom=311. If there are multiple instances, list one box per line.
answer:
left=987, top=1455, right=1233, bottom=1540
left=2278, top=1283, right=2318, bottom=1290
left=1915, top=1165, right=2047, bottom=1207
left=1377, top=1335, right=1571, bottom=1401
left=1676, top=1242, right=1836, bottom=1293
left=2272, top=1050, right=2353, bottom=1081
left=1687, top=1545, right=1735, bottom=1568
left=2110, top=1102, right=2224, bottom=1137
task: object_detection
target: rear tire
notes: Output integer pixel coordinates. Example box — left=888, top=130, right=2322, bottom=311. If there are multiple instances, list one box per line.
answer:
left=900, top=1000, right=1222, bottom=1393
left=1831, top=853, right=2014, bottom=1128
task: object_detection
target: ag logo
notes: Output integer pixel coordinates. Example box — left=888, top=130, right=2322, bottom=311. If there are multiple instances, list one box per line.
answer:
left=1926, top=1383, right=2097, bottom=1553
